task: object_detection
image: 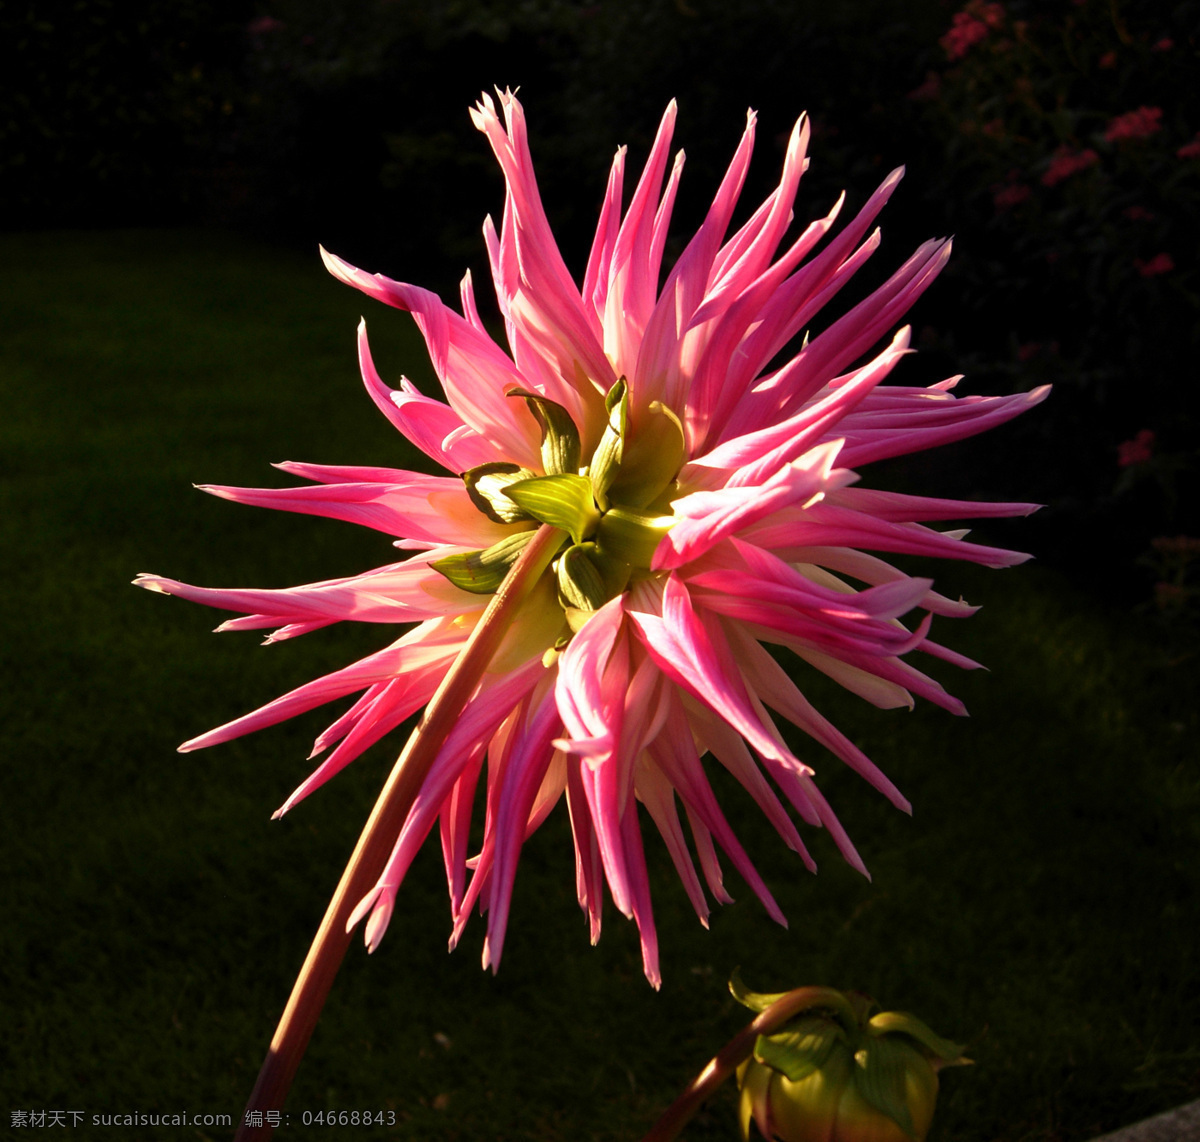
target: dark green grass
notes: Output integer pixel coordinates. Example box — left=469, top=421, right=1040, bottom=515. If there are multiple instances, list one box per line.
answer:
left=1, top=229, right=1196, bottom=1141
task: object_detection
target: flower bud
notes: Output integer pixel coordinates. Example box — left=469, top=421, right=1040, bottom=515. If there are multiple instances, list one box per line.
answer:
left=732, top=976, right=969, bottom=1142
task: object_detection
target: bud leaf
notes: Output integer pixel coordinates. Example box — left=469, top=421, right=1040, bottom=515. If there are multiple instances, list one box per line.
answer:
left=608, top=400, right=685, bottom=509
left=503, top=473, right=600, bottom=545
left=556, top=544, right=609, bottom=611
left=429, top=530, right=536, bottom=594
left=588, top=377, right=628, bottom=510
left=507, top=388, right=582, bottom=476
left=851, top=1037, right=926, bottom=1139
left=463, top=462, right=537, bottom=524
left=730, top=968, right=791, bottom=1013
left=595, top=506, right=675, bottom=569
left=868, top=1012, right=970, bottom=1067
left=754, top=1017, right=848, bottom=1083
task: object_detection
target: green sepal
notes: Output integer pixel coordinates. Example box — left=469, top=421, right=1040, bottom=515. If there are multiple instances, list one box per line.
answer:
left=868, top=1011, right=970, bottom=1067
left=591, top=546, right=633, bottom=599
left=754, top=1016, right=848, bottom=1084
left=588, top=377, right=628, bottom=510
left=502, top=473, right=600, bottom=545
left=429, top=530, right=535, bottom=594
left=556, top=544, right=609, bottom=611
left=729, top=968, right=792, bottom=1013
left=463, top=462, right=537, bottom=524
left=851, top=1036, right=924, bottom=1139
left=594, top=505, right=674, bottom=569
left=607, top=400, right=686, bottom=509
left=508, top=388, right=582, bottom=476
left=729, top=973, right=861, bottom=1036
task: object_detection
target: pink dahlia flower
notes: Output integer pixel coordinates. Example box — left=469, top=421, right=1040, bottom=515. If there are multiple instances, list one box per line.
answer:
left=136, top=91, right=1047, bottom=987
left=1104, top=106, right=1163, bottom=143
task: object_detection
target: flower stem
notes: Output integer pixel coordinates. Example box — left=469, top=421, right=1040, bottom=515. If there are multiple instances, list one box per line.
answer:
left=638, top=986, right=842, bottom=1142
left=234, top=524, right=563, bottom=1141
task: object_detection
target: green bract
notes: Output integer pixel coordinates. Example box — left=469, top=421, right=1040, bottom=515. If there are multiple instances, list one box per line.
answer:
left=430, top=531, right=538, bottom=595
left=731, top=974, right=970, bottom=1142
left=507, top=388, right=582, bottom=476
left=435, top=378, right=681, bottom=628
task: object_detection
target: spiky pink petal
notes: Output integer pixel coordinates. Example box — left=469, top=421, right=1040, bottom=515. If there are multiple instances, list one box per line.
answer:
left=357, top=321, right=498, bottom=472
left=177, top=617, right=466, bottom=753
left=198, top=471, right=522, bottom=549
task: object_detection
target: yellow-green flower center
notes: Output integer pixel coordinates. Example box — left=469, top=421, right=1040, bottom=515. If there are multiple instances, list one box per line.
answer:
left=432, top=378, right=683, bottom=626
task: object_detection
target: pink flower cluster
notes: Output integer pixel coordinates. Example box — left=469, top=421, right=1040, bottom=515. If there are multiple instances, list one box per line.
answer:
left=1177, top=133, right=1200, bottom=160
left=246, top=16, right=283, bottom=35
left=1041, top=146, right=1099, bottom=187
left=1134, top=253, right=1174, bottom=278
left=940, top=2, right=1005, bottom=60
left=1117, top=429, right=1154, bottom=467
left=992, top=183, right=1030, bottom=211
left=1104, top=106, right=1163, bottom=143
left=907, top=72, right=942, bottom=102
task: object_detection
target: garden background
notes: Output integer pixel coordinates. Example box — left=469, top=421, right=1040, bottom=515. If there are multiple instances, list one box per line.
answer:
left=2, top=1, right=1198, bottom=1139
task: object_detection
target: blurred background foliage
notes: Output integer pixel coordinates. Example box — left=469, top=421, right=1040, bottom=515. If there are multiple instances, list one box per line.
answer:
left=3, top=0, right=1198, bottom=607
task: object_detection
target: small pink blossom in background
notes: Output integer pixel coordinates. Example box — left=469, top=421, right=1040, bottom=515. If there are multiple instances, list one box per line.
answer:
left=1040, top=146, right=1099, bottom=187
left=981, top=118, right=1005, bottom=138
left=1153, top=535, right=1200, bottom=555
left=1098, top=50, right=1117, bottom=68
left=1118, top=429, right=1155, bottom=466
left=137, top=90, right=1048, bottom=986
left=1153, top=37, right=1174, bottom=51
left=1017, top=342, right=1041, bottom=362
left=1177, top=133, right=1200, bottom=159
left=246, top=15, right=283, bottom=34
left=1105, top=106, right=1163, bottom=143
left=1134, top=252, right=1174, bottom=277
left=941, top=1, right=1004, bottom=57
left=1123, top=205, right=1155, bottom=221
left=907, top=72, right=942, bottom=102
left=975, top=1, right=1006, bottom=27
left=940, top=13, right=989, bottom=59
left=993, top=183, right=1031, bottom=211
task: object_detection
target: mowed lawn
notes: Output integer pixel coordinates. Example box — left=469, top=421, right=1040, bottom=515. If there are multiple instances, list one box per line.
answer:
left=1, top=228, right=1196, bottom=1141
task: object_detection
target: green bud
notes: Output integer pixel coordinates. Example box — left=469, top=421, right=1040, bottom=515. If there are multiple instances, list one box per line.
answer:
left=502, top=473, right=601, bottom=545
left=507, top=388, right=582, bottom=476
left=732, top=978, right=970, bottom=1142
left=462, top=462, right=537, bottom=524
left=429, top=530, right=537, bottom=594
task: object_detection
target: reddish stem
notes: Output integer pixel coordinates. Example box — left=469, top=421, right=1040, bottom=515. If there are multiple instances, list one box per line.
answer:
left=639, top=987, right=846, bottom=1142
left=234, top=524, right=563, bottom=1141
